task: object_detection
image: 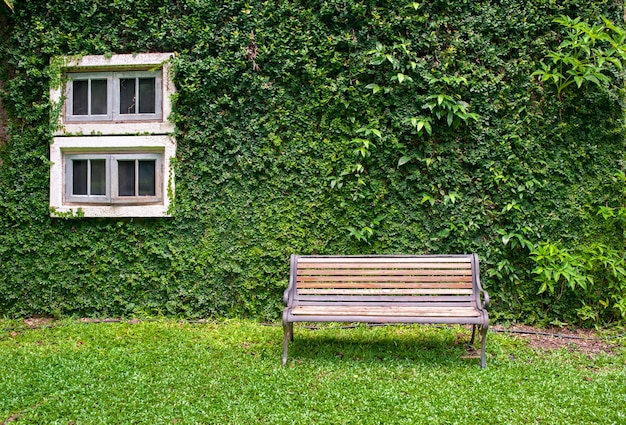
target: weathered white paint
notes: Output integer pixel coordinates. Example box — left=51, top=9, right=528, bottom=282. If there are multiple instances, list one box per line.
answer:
left=49, top=135, right=176, bottom=218
left=49, top=53, right=177, bottom=218
left=50, top=53, right=176, bottom=136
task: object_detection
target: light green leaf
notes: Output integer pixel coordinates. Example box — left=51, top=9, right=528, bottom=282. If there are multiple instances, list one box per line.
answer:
left=397, top=156, right=411, bottom=167
left=365, top=83, right=381, bottom=94
left=397, top=73, right=413, bottom=84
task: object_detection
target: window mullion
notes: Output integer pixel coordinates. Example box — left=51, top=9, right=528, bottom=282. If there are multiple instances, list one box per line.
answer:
left=135, top=77, right=140, bottom=114
left=110, top=154, right=116, bottom=201
left=108, top=74, right=113, bottom=118
left=106, top=155, right=111, bottom=202
left=87, top=159, right=92, bottom=195
left=135, top=159, right=139, bottom=197
left=112, top=73, right=120, bottom=119
left=87, top=79, right=92, bottom=116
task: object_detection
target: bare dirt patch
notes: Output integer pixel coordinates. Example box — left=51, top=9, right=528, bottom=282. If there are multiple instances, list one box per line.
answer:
left=23, top=317, right=56, bottom=328
left=492, top=324, right=621, bottom=356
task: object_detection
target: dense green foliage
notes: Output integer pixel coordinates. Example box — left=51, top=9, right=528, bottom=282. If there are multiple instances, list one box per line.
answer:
left=1, top=320, right=625, bottom=423
left=0, top=1, right=625, bottom=325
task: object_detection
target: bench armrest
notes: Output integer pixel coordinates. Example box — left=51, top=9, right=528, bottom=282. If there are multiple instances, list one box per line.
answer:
left=479, top=288, right=490, bottom=310
left=283, top=286, right=291, bottom=306
left=472, top=254, right=489, bottom=310
left=284, top=254, right=298, bottom=307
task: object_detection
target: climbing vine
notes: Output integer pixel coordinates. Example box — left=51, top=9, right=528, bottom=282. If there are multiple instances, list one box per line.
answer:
left=0, top=1, right=624, bottom=326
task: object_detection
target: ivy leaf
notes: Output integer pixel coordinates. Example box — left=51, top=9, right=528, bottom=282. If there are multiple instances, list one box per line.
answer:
left=397, top=155, right=412, bottom=167
left=423, top=121, right=432, bottom=135
left=370, top=56, right=386, bottom=66
left=365, top=83, right=381, bottom=94
left=396, top=73, right=413, bottom=84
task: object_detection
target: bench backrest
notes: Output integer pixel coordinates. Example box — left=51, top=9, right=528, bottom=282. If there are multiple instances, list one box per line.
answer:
left=288, top=254, right=482, bottom=309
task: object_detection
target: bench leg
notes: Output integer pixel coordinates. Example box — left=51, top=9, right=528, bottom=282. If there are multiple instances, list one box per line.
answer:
left=470, top=324, right=477, bottom=345
left=282, top=327, right=289, bottom=366
left=282, top=312, right=292, bottom=366
left=479, top=324, right=489, bottom=369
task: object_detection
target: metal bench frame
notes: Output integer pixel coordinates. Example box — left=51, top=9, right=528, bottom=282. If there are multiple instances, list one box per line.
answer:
left=282, top=254, right=490, bottom=368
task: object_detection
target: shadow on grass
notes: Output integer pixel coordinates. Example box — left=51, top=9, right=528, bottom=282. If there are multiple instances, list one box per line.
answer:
left=286, top=324, right=482, bottom=368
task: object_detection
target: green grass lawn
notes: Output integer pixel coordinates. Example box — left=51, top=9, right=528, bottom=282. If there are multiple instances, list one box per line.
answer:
left=1, top=319, right=624, bottom=425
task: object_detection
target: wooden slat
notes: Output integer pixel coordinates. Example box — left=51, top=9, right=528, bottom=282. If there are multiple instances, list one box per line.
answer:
left=298, top=268, right=473, bottom=276
left=297, top=288, right=474, bottom=295
left=297, top=257, right=471, bottom=263
left=296, top=302, right=475, bottom=308
left=291, top=305, right=480, bottom=317
left=297, top=276, right=472, bottom=284
left=298, top=262, right=471, bottom=270
left=297, top=282, right=472, bottom=289
left=297, top=295, right=474, bottom=303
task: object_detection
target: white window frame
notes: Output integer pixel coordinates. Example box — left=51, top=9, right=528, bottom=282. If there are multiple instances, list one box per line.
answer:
left=113, top=71, right=163, bottom=121
left=64, top=71, right=164, bottom=123
left=51, top=53, right=175, bottom=136
left=64, top=154, right=112, bottom=203
left=65, top=74, right=113, bottom=122
left=64, top=153, right=163, bottom=205
left=50, top=135, right=175, bottom=218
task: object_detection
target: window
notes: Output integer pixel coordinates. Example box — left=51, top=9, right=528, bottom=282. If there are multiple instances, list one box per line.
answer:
left=65, top=153, right=162, bottom=204
left=51, top=53, right=175, bottom=136
left=70, top=77, right=110, bottom=118
left=50, top=53, right=176, bottom=218
left=65, top=71, right=163, bottom=123
left=50, top=135, right=175, bottom=217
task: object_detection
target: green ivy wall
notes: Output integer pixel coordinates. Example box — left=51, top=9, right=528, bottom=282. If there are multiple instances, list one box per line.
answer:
left=0, top=1, right=624, bottom=325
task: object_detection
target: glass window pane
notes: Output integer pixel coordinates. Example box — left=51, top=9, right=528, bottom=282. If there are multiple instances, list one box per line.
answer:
left=90, top=159, right=106, bottom=195
left=118, top=160, right=136, bottom=196
left=138, top=78, right=156, bottom=114
left=72, top=160, right=88, bottom=195
left=72, top=80, right=88, bottom=115
left=119, top=78, right=136, bottom=114
left=90, top=80, right=108, bottom=115
left=138, top=160, right=156, bottom=196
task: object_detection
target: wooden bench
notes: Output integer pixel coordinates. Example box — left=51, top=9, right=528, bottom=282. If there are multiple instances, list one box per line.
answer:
left=282, top=254, right=490, bottom=368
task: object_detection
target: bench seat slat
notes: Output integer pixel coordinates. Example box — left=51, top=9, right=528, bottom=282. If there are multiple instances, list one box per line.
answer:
left=297, top=276, right=472, bottom=284
left=297, top=282, right=472, bottom=289
left=297, top=262, right=471, bottom=270
left=297, top=288, right=474, bottom=295
left=297, top=257, right=471, bottom=263
left=297, top=295, right=474, bottom=303
left=291, top=305, right=480, bottom=317
left=298, top=269, right=473, bottom=276
left=296, top=302, right=475, bottom=308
